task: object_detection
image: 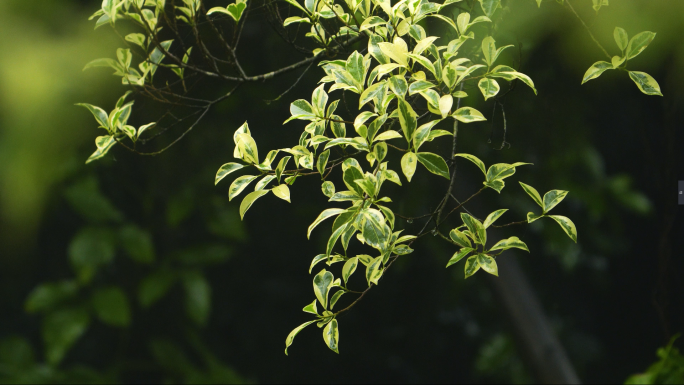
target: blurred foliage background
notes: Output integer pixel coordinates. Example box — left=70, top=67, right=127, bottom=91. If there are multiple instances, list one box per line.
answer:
left=0, top=0, right=682, bottom=383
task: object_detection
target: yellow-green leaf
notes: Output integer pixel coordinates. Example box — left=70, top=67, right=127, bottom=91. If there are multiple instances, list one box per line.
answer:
left=477, top=254, right=498, bottom=276
left=322, top=319, right=340, bottom=353
left=272, top=184, right=291, bottom=203
left=285, top=320, right=316, bottom=355
left=581, top=61, right=613, bottom=84
left=401, top=152, right=418, bottom=182
left=628, top=71, right=663, bottom=96
left=446, top=247, right=474, bottom=268
left=547, top=215, right=578, bottom=243
left=239, top=190, right=269, bottom=219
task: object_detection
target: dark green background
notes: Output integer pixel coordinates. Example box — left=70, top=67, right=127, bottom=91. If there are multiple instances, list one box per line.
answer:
left=0, top=0, right=682, bottom=383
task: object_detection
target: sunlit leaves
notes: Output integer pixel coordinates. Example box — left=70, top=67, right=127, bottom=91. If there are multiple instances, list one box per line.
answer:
left=229, top=175, right=258, bottom=201
left=461, top=213, right=486, bottom=246
left=464, top=256, right=480, bottom=278
left=308, top=209, right=345, bottom=239
left=477, top=254, right=498, bottom=276
left=417, top=152, right=450, bottom=179
left=455, top=153, right=486, bottom=176
left=323, top=319, right=340, bottom=353
left=449, top=229, right=472, bottom=248
left=239, top=190, right=269, bottom=219
left=397, top=98, right=418, bottom=142
left=313, top=269, right=334, bottom=309
left=519, top=182, right=543, bottom=208
left=542, top=190, right=568, bottom=213
left=581, top=61, right=613, bottom=84
left=215, top=163, right=246, bottom=185
left=342, top=257, right=358, bottom=285
left=628, top=71, right=663, bottom=96
left=452, top=107, right=486, bottom=123
left=626, top=31, right=656, bottom=60
left=446, top=247, right=473, bottom=268
left=321, top=181, right=335, bottom=198
left=488, top=65, right=537, bottom=94
left=272, top=184, right=291, bottom=202
left=479, top=0, right=501, bottom=18
left=285, top=321, right=316, bottom=355
left=614, top=27, right=629, bottom=52
left=489, top=236, right=529, bottom=252
left=478, top=78, right=500, bottom=100
left=401, top=152, right=418, bottom=182
left=548, top=215, right=578, bottom=243
left=483, top=209, right=507, bottom=228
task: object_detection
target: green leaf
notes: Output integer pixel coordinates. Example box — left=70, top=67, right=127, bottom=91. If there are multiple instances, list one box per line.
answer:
left=346, top=51, right=367, bottom=90
left=397, top=98, right=418, bottom=142
left=311, top=84, right=329, bottom=117
left=342, top=257, right=358, bottom=285
left=401, top=152, right=418, bottom=182
left=355, top=178, right=377, bottom=197
left=488, top=65, right=537, bottom=94
left=519, top=182, right=543, bottom=208
left=276, top=156, right=291, bottom=182
left=625, top=31, right=656, bottom=60
left=25, top=281, right=78, bottom=314
left=86, top=135, right=117, bottom=164
left=322, top=319, right=340, bottom=353
left=389, top=75, right=408, bottom=98
left=439, top=95, right=454, bottom=118
left=235, top=133, right=259, bottom=164
left=478, top=78, right=500, bottom=100
left=288, top=99, right=316, bottom=121
left=477, top=254, right=498, bottom=276
left=362, top=210, right=388, bottom=250
left=82, top=58, right=121, bottom=74
left=479, top=0, right=501, bottom=18
left=483, top=209, right=508, bottom=228
left=628, top=71, right=663, bottom=96
left=461, top=213, right=486, bottom=246
left=614, top=27, right=629, bottom=51
left=449, top=229, right=472, bottom=248
left=321, top=181, right=335, bottom=198
left=464, top=256, right=481, bottom=278
left=63, top=177, right=123, bottom=223
left=138, top=270, right=176, bottom=308
left=542, top=189, right=568, bottom=213
left=239, top=190, right=270, bottom=219
left=285, top=321, right=317, bottom=355
left=229, top=175, right=258, bottom=201
left=308, top=209, right=345, bottom=239
left=408, top=80, right=436, bottom=95
left=119, top=225, right=155, bottom=264
left=92, top=287, right=131, bottom=327
left=359, top=80, right=388, bottom=108
left=359, top=16, right=387, bottom=32
left=612, top=55, right=625, bottom=69
left=272, top=184, right=291, bottom=203
left=547, top=215, right=578, bottom=243
left=43, top=308, right=90, bottom=365
left=330, top=291, right=345, bottom=309
left=374, top=130, right=403, bottom=141
left=313, top=269, right=334, bottom=309
left=182, top=271, right=211, bottom=326
left=489, top=236, right=529, bottom=252
left=413, top=120, right=441, bottom=151
left=417, top=152, right=450, bottom=179
left=455, top=153, right=486, bottom=176
left=215, top=163, right=246, bottom=185
left=581, top=61, right=613, bottom=84
left=378, top=39, right=409, bottom=67
left=452, top=107, right=486, bottom=123
left=446, top=247, right=474, bottom=267
left=527, top=212, right=543, bottom=223
left=303, top=300, right=318, bottom=315
left=365, top=256, right=383, bottom=286
left=68, top=227, right=116, bottom=283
